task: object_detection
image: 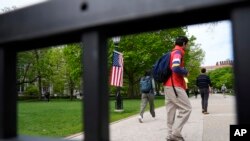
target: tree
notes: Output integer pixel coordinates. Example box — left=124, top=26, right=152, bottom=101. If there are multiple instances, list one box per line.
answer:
left=17, top=48, right=53, bottom=99
left=44, top=47, right=66, bottom=95
left=63, top=43, right=82, bottom=100
left=108, top=28, right=204, bottom=98
left=208, top=67, right=234, bottom=90
left=184, top=36, right=205, bottom=89
left=17, top=44, right=83, bottom=100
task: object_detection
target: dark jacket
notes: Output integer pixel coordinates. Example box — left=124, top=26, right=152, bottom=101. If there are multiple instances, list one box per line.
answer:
left=196, top=73, right=211, bottom=89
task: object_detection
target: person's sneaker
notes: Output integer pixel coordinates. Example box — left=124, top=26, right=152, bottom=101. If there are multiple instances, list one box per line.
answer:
left=203, top=112, right=209, bottom=114
left=173, top=135, right=185, bottom=141
left=138, top=115, right=143, bottom=123
left=202, top=109, right=205, bottom=113
left=166, top=135, right=185, bottom=141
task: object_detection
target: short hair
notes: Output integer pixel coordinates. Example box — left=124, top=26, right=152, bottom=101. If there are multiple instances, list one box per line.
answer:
left=201, top=68, right=206, bottom=73
left=175, top=36, right=189, bottom=46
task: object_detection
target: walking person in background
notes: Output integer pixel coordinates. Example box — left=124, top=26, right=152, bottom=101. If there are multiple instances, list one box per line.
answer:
left=221, top=84, right=227, bottom=98
left=196, top=68, right=211, bottom=114
left=164, top=36, right=192, bottom=141
left=138, top=69, right=156, bottom=123
left=194, top=85, right=199, bottom=98
left=45, top=89, right=50, bottom=102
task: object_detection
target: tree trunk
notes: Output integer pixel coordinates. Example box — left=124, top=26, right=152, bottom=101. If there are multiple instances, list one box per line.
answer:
left=127, top=80, right=134, bottom=98
left=34, top=50, right=43, bottom=99
left=128, top=77, right=139, bottom=98
left=69, top=77, right=75, bottom=100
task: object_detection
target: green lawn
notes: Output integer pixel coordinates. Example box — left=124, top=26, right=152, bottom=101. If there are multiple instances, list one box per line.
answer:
left=18, top=97, right=165, bottom=137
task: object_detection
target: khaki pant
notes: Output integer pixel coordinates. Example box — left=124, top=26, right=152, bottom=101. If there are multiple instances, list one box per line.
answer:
left=164, top=86, right=192, bottom=138
left=139, top=93, right=155, bottom=118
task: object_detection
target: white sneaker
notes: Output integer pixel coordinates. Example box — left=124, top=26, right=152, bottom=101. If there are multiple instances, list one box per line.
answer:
left=138, top=116, right=143, bottom=123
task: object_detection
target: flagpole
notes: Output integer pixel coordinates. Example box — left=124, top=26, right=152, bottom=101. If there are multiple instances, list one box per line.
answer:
left=113, top=37, right=124, bottom=112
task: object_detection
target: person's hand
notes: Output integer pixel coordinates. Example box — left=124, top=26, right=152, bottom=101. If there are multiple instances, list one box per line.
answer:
left=154, top=92, right=157, bottom=95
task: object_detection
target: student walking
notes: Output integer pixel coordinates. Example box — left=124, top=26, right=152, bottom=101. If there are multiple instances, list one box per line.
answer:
left=138, top=69, right=156, bottom=123
left=196, top=68, right=211, bottom=114
left=221, top=84, right=227, bottom=98
left=164, top=36, right=192, bottom=141
left=45, top=90, right=50, bottom=102
left=194, top=85, right=199, bottom=98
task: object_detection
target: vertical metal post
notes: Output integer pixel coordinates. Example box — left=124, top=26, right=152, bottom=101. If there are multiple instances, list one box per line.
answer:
left=82, top=31, right=109, bottom=141
left=231, top=6, right=250, bottom=124
left=112, top=37, right=123, bottom=112
left=115, top=87, right=123, bottom=110
left=0, top=48, right=17, bottom=138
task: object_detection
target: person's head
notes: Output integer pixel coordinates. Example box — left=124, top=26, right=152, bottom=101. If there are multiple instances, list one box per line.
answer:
left=201, top=68, right=206, bottom=73
left=175, top=36, right=189, bottom=50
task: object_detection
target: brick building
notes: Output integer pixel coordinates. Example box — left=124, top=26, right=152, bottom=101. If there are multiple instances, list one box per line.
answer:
left=202, top=60, right=233, bottom=72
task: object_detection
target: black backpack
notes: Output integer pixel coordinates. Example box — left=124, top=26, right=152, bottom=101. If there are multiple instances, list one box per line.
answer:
left=152, top=52, right=172, bottom=83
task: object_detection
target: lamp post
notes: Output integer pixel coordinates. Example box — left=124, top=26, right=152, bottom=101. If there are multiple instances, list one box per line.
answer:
left=112, top=37, right=123, bottom=112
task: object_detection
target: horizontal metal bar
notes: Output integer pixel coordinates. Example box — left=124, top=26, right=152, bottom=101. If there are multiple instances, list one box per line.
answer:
left=0, top=0, right=249, bottom=49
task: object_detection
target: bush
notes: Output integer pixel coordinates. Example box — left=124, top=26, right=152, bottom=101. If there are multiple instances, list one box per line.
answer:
left=23, top=85, right=39, bottom=96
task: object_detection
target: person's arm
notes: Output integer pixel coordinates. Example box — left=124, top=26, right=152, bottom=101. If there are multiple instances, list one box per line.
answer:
left=171, top=51, right=188, bottom=76
left=151, top=78, right=156, bottom=95
left=209, top=86, right=212, bottom=94
left=207, top=76, right=212, bottom=87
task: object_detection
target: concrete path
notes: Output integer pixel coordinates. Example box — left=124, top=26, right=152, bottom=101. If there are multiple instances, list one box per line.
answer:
left=66, top=94, right=236, bottom=141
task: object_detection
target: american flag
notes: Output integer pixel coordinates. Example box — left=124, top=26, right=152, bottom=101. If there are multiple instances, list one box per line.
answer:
left=110, top=51, right=124, bottom=87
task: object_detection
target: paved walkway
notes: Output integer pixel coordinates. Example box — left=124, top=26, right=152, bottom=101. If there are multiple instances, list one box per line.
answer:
left=66, top=94, right=236, bottom=141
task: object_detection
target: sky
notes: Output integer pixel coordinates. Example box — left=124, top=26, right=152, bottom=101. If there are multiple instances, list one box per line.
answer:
left=187, top=21, right=233, bottom=66
left=1, top=1, right=234, bottom=67
left=0, top=0, right=47, bottom=12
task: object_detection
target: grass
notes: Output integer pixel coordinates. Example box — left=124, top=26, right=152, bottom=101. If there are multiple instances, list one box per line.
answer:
left=18, top=96, right=165, bottom=137
left=18, top=99, right=83, bottom=137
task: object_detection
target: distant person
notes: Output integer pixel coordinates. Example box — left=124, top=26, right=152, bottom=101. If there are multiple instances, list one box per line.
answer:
left=194, top=85, right=199, bottom=98
left=164, top=36, right=191, bottom=141
left=138, top=69, right=156, bottom=123
left=45, top=90, right=50, bottom=102
left=196, top=68, right=211, bottom=114
left=221, top=84, right=227, bottom=98
left=214, top=88, right=218, bottom=94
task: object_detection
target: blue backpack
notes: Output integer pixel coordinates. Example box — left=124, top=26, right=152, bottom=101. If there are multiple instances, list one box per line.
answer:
left=152, top=52, right=172, bottom=83
left=140, top=76, right=152, bottom=93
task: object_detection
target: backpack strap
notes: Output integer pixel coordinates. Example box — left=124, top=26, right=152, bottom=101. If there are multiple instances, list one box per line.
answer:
left=170, top=52, right=178, bottom=98
left=171, top=74, right=178, bottom=97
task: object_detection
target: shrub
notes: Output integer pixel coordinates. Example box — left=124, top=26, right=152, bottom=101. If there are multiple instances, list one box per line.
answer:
left=23, top=85, right=39, bottom=96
